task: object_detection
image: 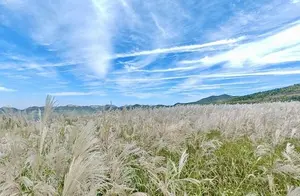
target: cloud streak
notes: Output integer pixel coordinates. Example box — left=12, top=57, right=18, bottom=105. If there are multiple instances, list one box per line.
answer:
left=114, top=37, right=245, bottom=58
left=0, top=86, right=16, bottom=92
left=168, top=81, right=260, bottom=94
left=1, top=0, right=117, bottom=77
left=49, top=91, right=105, bottom=97
left=111, top=69, right=300, bottom=83
left=188, top=22, right=300, bottom=68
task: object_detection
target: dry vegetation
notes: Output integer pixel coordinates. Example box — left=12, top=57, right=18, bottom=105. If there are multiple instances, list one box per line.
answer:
left=1, top=96, right=300, bottom=195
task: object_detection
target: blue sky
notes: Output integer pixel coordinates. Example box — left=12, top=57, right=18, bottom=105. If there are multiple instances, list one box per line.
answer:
left=0, top=0, right=300, bottom=108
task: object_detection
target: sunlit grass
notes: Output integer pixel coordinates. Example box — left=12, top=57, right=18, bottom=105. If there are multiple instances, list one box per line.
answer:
left=1, top=97, right=300, bottom=195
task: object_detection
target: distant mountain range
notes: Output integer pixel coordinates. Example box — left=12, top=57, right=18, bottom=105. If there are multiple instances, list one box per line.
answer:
left=1, top=84, right=300, bottom=115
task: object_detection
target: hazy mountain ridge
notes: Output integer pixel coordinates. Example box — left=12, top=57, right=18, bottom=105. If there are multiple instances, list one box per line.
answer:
left=0, top=104, right=169, bottom=116
left=176, top=94, right=236, bottom=105
left=1, top=84, right=300, bottom=115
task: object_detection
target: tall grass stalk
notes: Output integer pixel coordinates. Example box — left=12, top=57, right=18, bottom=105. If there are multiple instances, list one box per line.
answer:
left=1, top=101, right=300, bottom=195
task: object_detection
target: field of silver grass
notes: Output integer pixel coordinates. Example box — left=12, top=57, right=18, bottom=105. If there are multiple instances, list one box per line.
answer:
left=1, top=97, right=300, bottom=195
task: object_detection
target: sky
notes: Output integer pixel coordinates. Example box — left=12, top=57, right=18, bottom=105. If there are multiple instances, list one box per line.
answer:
left=0, top=0, right=300, bottom=109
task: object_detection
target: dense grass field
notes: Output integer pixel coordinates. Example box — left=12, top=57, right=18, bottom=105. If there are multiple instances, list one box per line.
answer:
left=1, top=97, right=300, bottom=195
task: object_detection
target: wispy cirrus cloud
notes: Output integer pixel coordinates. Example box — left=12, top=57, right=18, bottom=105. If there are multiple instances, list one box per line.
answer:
left=0, top=86, right=16, bottom=92
left=120, top=66, right=203, bottom=73
left=1, top=0, right=117, bottom=77
left=49, top=91, right=105, bottom=97
left=114, top=37, right=245, bottom=58
left=1, top=0, right=300, bottom=107
left=182, top=22, right=300, bottom=68
left=168, top=80, right=260, bottom=94
left=107, top=69, right=300, bottom=83
left=208, top=0, right=300, bottom=40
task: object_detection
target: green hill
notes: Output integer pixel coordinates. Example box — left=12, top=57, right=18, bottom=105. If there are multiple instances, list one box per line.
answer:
left=224, top=84, right=300, bottom=104
left=181, top=94, right=235, bottom=105
left=178, top=84, right=300, bottom=105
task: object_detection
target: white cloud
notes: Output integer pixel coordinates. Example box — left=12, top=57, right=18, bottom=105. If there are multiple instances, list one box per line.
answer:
left=122, top=54, right=160, bottom=71
left=123, top=92, right=158, bottom=99
left=110, top=68, right=300, bottom=83
left=151, top=13, right=168, bottom=38
left=2, top=0, right=117, bottom=77
left=257, top=45, right=300, bottom=64
left=110, top=75, right=187, bottom=83
left=202, top=69, right=300, bottom=79
left=142, top=66, right=202, bottom=73
left=49, top=91, right=105, bottom=97
left=0, top=86, right=16, bottom=92
left=114, top=37, right=245, bottom=58
left=186, top=23, right=300, bottom=68
left=0, top=53, right=78, bottom=72
left=180, top=59, right=210, bottom=65
left=168, top=80, right=259, bottom=94
left=115, top=65, right=203, bottom=74
left=208, top=0, right=300, bottom=40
